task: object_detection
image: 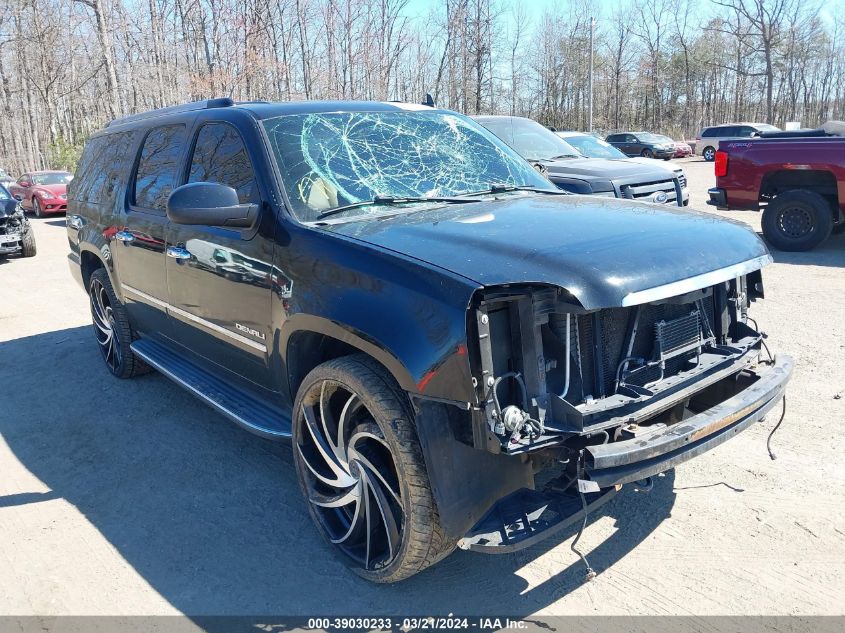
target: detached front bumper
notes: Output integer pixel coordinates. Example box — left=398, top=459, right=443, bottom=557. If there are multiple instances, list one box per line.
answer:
left=585, top=355, right=793, bottom=487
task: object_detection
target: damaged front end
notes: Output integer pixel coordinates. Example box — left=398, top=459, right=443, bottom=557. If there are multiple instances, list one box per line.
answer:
left=0, top=198, right=32, bottom=256
left=457, top=257, right=792, bottom=552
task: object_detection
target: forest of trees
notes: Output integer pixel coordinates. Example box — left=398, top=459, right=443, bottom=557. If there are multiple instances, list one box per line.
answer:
left=0, top=0, right=843, bottom=173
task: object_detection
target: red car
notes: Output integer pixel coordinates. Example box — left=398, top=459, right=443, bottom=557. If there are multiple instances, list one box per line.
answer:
left=8, top=170, right=73, bottom=217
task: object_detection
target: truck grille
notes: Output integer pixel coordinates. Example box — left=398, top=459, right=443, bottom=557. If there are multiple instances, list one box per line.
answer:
left=619, top=179, right=679, bottom=204
left=574, top=294, right=716, bottom=398
left=677, top=173, right=687, bottom=188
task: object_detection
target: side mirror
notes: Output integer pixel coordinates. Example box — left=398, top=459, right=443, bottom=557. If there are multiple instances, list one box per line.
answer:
left=19, top=181, right=30, bottom=188
left=166, top=182, right=258, bottom=228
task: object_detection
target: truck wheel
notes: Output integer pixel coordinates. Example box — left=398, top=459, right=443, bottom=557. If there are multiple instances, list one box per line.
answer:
left=20, top=226, right=36, bottom=257
left=292, top=355, right=454, bottom=583
left=762, top=190, right=834, bottom=251
left=702, top=146, right=716, bottom=161
left=88, top=268, right=150, bottom=378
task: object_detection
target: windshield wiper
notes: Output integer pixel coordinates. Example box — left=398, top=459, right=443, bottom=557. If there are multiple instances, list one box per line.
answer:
left=540, top=154, right=582, bottom=161
left=458, top=184, right=567, bottom=197
left=315, top=194, right=481, bottom=221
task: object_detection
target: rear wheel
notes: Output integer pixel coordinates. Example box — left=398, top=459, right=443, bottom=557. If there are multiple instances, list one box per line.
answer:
left=702, top=146, right=716, bottom=161
left=292, top=355, right=453, bottom=582
left=20, top=226, right=36, bottom=257
left=88, top=268, right=150, bottom=378
left=762, top=190, right=834, bottom=251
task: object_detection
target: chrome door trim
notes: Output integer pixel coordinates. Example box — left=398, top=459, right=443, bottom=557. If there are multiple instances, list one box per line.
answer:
left=121, top=283, right=267, bottom=353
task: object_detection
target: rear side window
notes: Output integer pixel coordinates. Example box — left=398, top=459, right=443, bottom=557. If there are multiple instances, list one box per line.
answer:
left=133, top=124, right=186, bottom=212
left=72, top=132, right=136, bottom=204
left=736, top=126, right=756, bottom=137
left=606, top=134, right=621, bottom=142
left=188, top=123, right=257, bottom=203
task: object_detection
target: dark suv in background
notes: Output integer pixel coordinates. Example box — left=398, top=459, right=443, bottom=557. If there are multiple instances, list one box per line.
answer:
left=67, top=98, right=792, bottom=582
left=605, top=132, right=675, bottom=159
left=475, top=116, right=686, bottom=205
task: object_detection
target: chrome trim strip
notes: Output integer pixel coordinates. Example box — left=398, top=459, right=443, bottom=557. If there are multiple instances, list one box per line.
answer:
left=122, top=283, right=168, bottom=309
left=121, top=283, right=267, bottom=353
left=130, top=344, right=290, bottom=439
left=620, top=254, right=773, bottom=307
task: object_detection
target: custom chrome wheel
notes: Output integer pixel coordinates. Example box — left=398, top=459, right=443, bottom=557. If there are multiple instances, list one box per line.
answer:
left=87, top=268, right=149, bottom=378
left=292, top=355, right=454, bottom=582
left=90, top=275, right=121, bottom=372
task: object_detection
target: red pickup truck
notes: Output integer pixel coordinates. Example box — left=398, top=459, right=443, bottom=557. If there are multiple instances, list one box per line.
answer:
left=707, top=122, right=845, bottom=251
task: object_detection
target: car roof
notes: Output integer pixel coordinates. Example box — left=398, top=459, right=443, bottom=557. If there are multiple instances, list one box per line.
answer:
left=103, top=99, right=453, bottom=133
left=29, top=170, right=71, bottom=175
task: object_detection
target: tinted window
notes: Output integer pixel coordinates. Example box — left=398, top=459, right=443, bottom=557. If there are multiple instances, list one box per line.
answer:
left=606, top=134, right=621, bottom=142
left=72, top=132, right=136, bottom=204
left=133, top=124, right=186, bottom=211
left=736, top=126, right=756, bottom=137
left=701, top=128, right=717, bottom=138
left=188, top=123, right=257, bottom=203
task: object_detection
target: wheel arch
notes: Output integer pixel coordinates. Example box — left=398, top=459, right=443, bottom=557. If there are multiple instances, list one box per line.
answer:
left=283, top=316, right=420, bottom=405
left=761, top=170, right=838, bottom=214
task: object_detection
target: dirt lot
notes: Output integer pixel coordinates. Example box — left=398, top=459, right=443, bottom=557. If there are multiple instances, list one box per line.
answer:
left=1, top=158, right=843, bottom=617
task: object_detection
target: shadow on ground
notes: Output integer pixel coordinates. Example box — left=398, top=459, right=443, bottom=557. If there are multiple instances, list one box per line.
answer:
left=0, top=326, right=677, bottom=615
left=767, top=231, right=845, bottom=268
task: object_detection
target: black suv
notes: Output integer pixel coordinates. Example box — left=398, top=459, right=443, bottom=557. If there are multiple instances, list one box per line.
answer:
left=68, top=99, right=792, bottom=582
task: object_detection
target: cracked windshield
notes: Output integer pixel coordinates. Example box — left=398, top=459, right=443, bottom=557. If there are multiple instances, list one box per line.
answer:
left=262, top=110, right=551, bottom=221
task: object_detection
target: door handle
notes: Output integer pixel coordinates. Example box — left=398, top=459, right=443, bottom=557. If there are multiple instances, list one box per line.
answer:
left=166, top=246, right=192, bottom=260
left=114, top=230, right=134, bottom=243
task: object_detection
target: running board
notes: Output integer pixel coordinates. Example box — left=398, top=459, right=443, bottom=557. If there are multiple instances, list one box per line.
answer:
left=458, top=484, right=620, bottom=553
left=131, top=338, right=291, bottom=439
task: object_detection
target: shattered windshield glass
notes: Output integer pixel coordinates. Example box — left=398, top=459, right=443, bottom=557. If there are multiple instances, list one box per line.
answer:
left=262, top=110, right=553, bottom=221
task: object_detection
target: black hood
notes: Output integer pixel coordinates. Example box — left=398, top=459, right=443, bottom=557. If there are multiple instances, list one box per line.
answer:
left=543, top=157, right=672, bottom=183
left=323, top=194, right=770, bottom=310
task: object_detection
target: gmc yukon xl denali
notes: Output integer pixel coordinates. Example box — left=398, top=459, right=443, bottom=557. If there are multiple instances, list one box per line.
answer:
left=68, top=99, right=793, bottom=582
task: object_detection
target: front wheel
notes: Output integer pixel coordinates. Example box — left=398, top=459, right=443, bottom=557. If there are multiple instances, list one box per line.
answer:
left=762, top=190, right=834, bottom=251
left=641, top=148, right=653, bottom=158
left=702, top=146, right=716, bottom=161
left=292, top=355, right=454, bottom=582
left=32, top=198, right=44, bottom=218
left=20, top=226, right=36, bottom=257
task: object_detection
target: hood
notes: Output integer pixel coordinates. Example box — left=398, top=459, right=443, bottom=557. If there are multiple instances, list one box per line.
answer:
left=543, top=157, right=670, bottom=182
left=323, top=194, right=770, bottom=309
left=35, top=184, right=67, bottom=196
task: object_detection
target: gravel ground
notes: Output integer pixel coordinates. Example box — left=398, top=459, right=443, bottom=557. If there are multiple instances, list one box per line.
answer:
left=1, top=158, right=843, bottom=617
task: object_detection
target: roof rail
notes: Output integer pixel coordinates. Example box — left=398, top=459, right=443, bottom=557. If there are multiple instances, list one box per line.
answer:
left=106, top=98, right=235, bottom=128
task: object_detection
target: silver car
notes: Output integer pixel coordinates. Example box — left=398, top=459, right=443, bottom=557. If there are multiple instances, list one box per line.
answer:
left=695, top=123, right=780, bottom=161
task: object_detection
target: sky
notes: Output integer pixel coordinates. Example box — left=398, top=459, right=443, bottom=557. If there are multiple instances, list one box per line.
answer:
left=401, top=0, right=840, bottom=33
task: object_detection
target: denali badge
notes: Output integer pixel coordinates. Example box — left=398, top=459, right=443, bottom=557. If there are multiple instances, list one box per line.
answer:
left=235, top=323, right=266, bottom=340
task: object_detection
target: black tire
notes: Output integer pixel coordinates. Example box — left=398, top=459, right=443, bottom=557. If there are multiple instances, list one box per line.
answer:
left=88, top=268, right=150, bottom=378
left=292, top=354, right=454, bottom=583
left=832, top=221, right=845, bottom=235
left=761, top=190, right=834, bottom=252
left=641, top=148, right=653, bottom=158
left=33, top=198, right=44, bottom=218
left=702, top=146, right=716, bottom=161
left=20, top=226, right=36, bottom=257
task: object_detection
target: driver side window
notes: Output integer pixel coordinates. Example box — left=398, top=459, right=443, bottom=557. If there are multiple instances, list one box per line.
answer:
left=188, top=122, right=258, bottom=204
